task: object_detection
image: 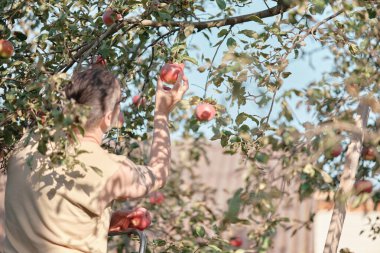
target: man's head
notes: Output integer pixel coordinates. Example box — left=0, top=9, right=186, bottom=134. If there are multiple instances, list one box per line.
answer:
left=65, top=67, right=121, bottom=132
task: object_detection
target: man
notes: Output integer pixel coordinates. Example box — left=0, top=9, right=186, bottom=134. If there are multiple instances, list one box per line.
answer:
left=4, top=67, right=188, bottom=253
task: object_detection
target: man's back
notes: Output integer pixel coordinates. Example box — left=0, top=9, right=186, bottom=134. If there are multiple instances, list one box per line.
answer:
left=4, top=132, right=119, bottom=253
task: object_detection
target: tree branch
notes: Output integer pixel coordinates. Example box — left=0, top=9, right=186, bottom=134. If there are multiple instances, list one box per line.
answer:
left=126, top=4, right=290, bottom=29
left=57, top=3, right=290, bottom=73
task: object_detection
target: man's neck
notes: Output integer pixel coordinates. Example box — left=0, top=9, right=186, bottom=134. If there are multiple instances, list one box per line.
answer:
left=75, top=128, right=103, bottom=145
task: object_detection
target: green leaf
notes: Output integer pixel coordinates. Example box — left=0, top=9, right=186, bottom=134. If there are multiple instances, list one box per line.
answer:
left=153, top=239, right=166, bottom=246
left=37, top=140, right=48, bottom=155
left=367, top=8, right=376, bottom=19
left=195, top=225, right=206, bottom=237
left=216, top=0, right=226, bottom=10
left=255, top=152, right=269, bottom=163
left=236, top=112, right=248, bottom=125
left=227, top=37, right=237, bottom=49
left=208, top=245, right=222, bottom=252
left=13, top=31, right=27, bottom=41
left=249, top=15, right=264, bottom=24
left=90, top=166, right=103, bottom=177
left=282, top=72, right=292, bottom=78
left=217, top=29, right=229, bottom=38
left=239, top=29, right=257, bottom=38
left=225, top=188, right=243, bottom=223
left=182, top=56, right=198, bottom=65
left=184, top=25, right=195, bottom=38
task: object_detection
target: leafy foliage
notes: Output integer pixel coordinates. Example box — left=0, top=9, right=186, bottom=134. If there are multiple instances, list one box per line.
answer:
left=1, top=0, right=380, bottom=252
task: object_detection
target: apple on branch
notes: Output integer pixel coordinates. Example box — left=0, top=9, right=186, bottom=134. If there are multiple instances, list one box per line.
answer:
left=354, top=179, right=373, bottom=195
left=102, top=8, right=122, bottom=26
left=149, top=191, right=165, bottom=205
left=229, top=236, right=243, bottom=247
left=132, top=95, right=146, bottom=107
left=195, top=103, right=216, bottom=121
left=0, top=39, right=14, bottom=59
left=115, top=111, right=124, bottom=128
left=362, top=146, right=376, bottom=161
left=94, top=55, right=107, bottom=66
left=330, top=144, right=343, bottom=158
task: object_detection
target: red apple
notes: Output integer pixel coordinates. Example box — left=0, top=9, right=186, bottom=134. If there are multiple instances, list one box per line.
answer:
left=362, top=147, right=376, bottom=161
left=128, top=207, right=152, bottom=230
left=132, top=95, right=146, bottom=107
left=229, top=236, right=243, bottom=247
left=102, top=8, right=122, bottom=26
left=109, top=210, right=131, bottom=232
left=160, top=62, right=185, bottom=84
left=116, top=111, right=124, bottom=128
left=195, top=103, right=216, bottom=121
left=149, top=191, right=165, bottom=204
left=95, top=55, right=107, bottom=66
left=330, top=144, right=343, bottom=158
left=0, top=39, right=14, bottom=59
left=354, top=180, right=373, bottom=194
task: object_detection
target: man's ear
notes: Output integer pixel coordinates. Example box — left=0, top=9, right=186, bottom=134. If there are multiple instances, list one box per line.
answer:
left=100, top=110, right=114, bottom=133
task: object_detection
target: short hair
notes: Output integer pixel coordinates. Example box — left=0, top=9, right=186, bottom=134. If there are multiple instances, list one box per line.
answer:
left=65, top=67, right=120, bottom=129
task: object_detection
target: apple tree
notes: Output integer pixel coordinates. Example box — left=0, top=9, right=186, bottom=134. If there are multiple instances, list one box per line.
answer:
left=1, top=0, right=380, bottom=252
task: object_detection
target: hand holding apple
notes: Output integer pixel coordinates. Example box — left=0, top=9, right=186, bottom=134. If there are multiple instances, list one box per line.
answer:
left=0, top=39, right=14, bottom=59
left=109, top=207, right=152, bottom=232
left=128, top=207, right=152, bottom=230
left=155, top=72, right=189, bottom=115
left=160, top=63, right=185, bottom=84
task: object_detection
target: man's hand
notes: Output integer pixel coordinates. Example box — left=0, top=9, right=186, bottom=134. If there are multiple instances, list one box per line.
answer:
left=109, top=207, right=152, bottom=232
left=155, top=73, right=189, bottom=115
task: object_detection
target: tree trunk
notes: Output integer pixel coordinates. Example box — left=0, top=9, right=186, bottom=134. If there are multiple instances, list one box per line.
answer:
left=322, top=103, right=370, bottom=253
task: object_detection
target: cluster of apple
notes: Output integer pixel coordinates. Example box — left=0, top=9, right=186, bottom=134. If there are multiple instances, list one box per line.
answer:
left=328, top=144, right=377, bottom=161
left=113, top=62, right=217, bottom=129
left=0, top=39, right=14, bottom=59
left=326, top=144, right=375, bottom=194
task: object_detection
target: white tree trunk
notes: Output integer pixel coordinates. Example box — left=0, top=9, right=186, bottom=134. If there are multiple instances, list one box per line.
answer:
left=323, top=103, right=370, bottom=253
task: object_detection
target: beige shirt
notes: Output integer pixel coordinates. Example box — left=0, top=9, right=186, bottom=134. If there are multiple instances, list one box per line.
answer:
left=4, top=132, right=135, bottom=253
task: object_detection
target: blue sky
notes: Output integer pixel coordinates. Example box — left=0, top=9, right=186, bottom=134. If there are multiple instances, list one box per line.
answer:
left=181, top=1, right=335, bottom=138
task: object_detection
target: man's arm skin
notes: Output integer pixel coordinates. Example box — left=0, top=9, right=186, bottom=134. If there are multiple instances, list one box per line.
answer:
left=99, top=74, right=188, bottom=206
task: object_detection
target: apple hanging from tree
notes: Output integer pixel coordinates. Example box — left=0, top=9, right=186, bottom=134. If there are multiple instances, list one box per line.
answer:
left=102, top=8, right=122, bottom=26
left=149, top=191, right=165, bottom=204
left=354, top=179, right=373, bottom=194
left=195, top=103, right=216, bottom=121
left=116, top=111, right=124, bottom=128
left=229, top=236, right=243, bottom=247
left=95, top=55, right=107, bottom=66
left=362, top=147, right=376, bottom=161
left=0, top=39, right=14, bottom=59
left=132, top=95, right=146, bottom=107
left=330, top=144, right=343, bottom=158
left=160, top=62, right=185, bottom=84
left=128, top=207, right=152, bottom=230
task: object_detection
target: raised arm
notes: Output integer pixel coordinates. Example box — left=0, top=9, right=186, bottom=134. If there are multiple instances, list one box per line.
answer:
left=103, top=74, right=189, bottom=202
